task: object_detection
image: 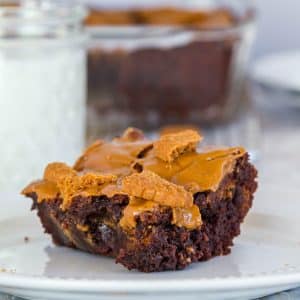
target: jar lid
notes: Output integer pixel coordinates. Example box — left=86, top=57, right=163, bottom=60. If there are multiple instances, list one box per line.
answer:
left=0, top=0, right=87, bottom=38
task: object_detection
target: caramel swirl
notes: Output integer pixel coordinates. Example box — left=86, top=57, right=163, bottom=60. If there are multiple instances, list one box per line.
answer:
left=139, top=147, right=245, bottom=193
left=74, top=140, right=153, bottom=176
left=120, top=197, right=202, bottom=230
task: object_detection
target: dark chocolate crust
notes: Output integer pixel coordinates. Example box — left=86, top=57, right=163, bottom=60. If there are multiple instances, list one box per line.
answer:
left=29, top=154, right=257, bottom=272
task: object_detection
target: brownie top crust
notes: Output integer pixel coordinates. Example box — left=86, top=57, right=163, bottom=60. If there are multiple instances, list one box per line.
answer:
left=22, top=127, right=246, bottom=231
left=85, top=7, right=236, bottom=29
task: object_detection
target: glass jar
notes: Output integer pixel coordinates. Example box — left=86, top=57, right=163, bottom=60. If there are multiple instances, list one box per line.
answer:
left=0, top=1, right=87, bottom=191
left=85, top=0, right=256, bottom=140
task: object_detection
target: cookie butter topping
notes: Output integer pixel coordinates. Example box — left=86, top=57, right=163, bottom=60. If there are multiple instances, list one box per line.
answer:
left=22, top=162, right=119, bottom=210
left=22, top=180, right=59, bottom=201
left=122, top=170, right=193, bottom=208
left=138, top=147, right=246, bottom=193
left=85, top=8, right=236, bottom=29
left=22, top=128, right=247, bottom=231
left=153, top=130, right=202, bottom=163
left=120, top=197, right=201, bottom=231
left=73, top=133, right=153, bottom=176
left=120, top=170, right=201, bottom=230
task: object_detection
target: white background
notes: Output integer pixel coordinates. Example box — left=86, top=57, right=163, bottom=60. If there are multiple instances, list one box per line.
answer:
left=254, top=0, right=300, bottom=59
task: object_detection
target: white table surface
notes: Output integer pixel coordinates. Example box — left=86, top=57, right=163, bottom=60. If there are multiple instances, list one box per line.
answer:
left=1, top=101, right=299, bottom=300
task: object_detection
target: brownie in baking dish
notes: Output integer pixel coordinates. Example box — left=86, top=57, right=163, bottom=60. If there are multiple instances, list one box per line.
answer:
left=22, top=128, right=257, bottom=272
left=86, top=7, right=245, bottom=136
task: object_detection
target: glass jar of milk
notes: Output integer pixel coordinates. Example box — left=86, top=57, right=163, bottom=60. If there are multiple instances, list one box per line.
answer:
left=0, top=1, right=87, bottom=192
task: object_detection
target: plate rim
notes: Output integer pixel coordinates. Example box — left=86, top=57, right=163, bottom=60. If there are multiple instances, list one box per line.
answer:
left=0, top=270, right=300, bottom=293
left=251, top=50, right=300, bottom=93
left=1, top=195, right=300, bottom=294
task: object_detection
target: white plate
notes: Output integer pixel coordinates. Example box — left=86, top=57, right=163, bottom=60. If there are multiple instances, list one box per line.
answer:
left=252, top=51, right=300, bottom=93
left=251, top=51, right=300, bottom=110
left=1, top=185, right=300, bottom=300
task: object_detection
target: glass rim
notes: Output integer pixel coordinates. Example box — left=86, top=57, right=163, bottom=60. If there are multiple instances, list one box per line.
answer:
left=0, top=1, right=87, bottom=25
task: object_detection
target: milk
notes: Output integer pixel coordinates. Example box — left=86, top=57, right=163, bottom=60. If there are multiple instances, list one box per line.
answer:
left=0, top=41, right=86, bottom=191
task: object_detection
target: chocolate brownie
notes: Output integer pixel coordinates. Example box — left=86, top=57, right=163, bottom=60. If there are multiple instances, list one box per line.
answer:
left=86, top=7, right=249, bottom=135
left=22, top=128, right=257, bottom=272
